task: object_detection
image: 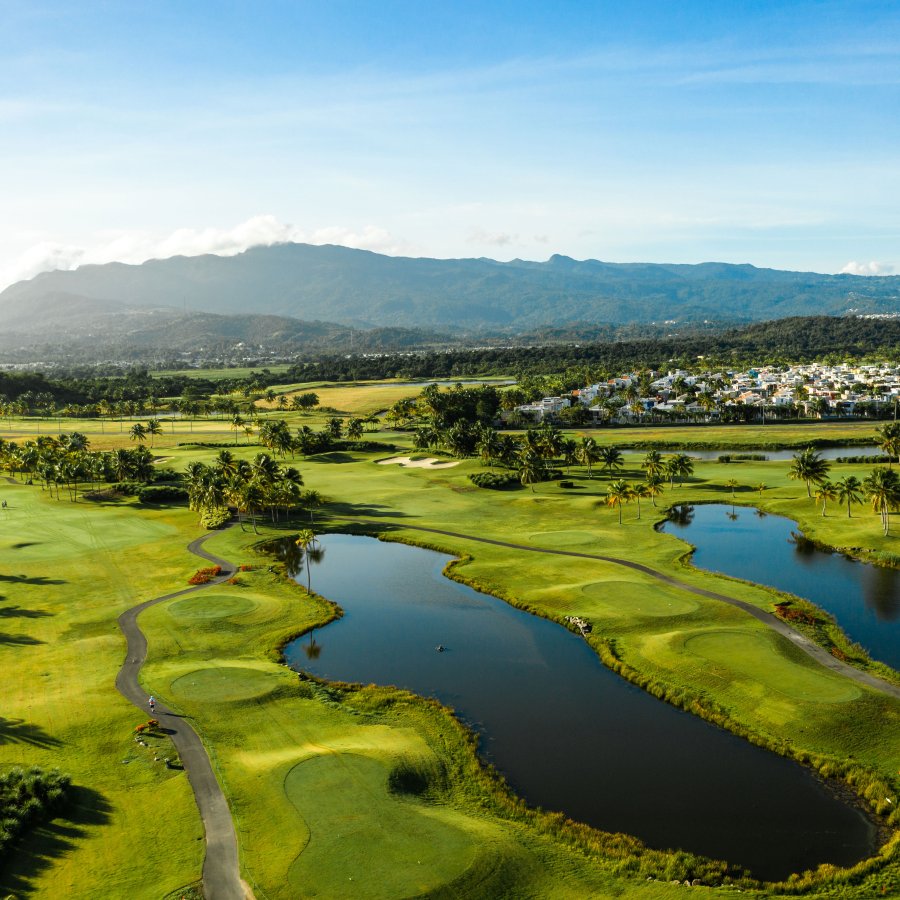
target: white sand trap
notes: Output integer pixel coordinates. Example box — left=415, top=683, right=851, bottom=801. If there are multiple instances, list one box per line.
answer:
left=378, top=456, right=459, bottom=469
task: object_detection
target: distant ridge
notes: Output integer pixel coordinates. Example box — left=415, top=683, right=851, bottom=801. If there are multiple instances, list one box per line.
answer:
left=1, top=242, right=899, bottom=335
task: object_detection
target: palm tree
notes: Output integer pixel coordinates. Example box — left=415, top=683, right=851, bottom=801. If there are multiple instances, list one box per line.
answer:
left=302, top=489, right=324, bottom=525
left=476, top=426, right=502, bottom=470
left=644, top=475, right=664, bottom=507
left=788, top=447, right=831, bottom=498
left=346, top=418, right=364, bottom=441
left=632, top=482, right=651, bottom=519
left=560, top=438, right=578, bottom=475
left=146, top=418, right=163, bottom=447
left=129, top=422, right=148, bottom=445
left=577, top=436, right=599, bottom=478
left=642, top=450, right=663, bottom=480
left=671, top=453, right=694, bottom=486
left=295, top=529, right=318, bottom=592
left=598, top=446, right=624, bottom=480
left=230, top=414, right=245, bottom=445
left=814, top=480, right=837, bottom=516
left=756, top=482, right=767, bottom=498
left=863, top=467, right=900, bottom=536
left=518, top=450, right=542, bottom=492
left=606, top=479, right=631, bottom=524
left=725, top=478, right=739, bottom=499
left=834, top=475, right=863, bottom=518
left=875, top=422, right=900, bottom=468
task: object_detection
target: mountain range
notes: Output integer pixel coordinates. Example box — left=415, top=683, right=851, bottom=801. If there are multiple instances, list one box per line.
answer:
left=1, top=243, right=899, bottom=352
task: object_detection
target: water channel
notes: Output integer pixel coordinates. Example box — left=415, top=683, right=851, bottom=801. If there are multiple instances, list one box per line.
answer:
left=660, top=503, right=900, bottom=670
left=640, top=445, right=882, bottom=462
left=280, top=533, right=876, bottom=881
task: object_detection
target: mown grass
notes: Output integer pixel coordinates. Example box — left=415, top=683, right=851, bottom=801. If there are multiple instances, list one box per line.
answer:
left=0, top=482, right=204, bottom=898
left=3, top=411, right=900, bottom=897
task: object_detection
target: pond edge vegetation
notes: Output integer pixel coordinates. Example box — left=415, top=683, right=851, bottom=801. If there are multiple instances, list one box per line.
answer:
left=257, top=524, right=899, bottom=895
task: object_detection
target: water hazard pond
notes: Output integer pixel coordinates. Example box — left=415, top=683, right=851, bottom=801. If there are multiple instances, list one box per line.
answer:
left=660, top=504, right=900, bottom=670
left=280, top=533, right=876, bottom=881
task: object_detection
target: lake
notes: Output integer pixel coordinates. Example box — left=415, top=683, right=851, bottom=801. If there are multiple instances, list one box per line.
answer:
left=280, top=533, right=876, bottom=881
left=660, top=503, right=900, bottom=670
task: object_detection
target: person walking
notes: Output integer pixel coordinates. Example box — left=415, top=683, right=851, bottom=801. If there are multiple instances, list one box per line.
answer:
left=148, top=695, right=156, bottom=713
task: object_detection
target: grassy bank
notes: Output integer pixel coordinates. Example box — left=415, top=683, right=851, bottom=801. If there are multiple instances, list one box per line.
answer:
left=2, top=411, right=899, bottom=897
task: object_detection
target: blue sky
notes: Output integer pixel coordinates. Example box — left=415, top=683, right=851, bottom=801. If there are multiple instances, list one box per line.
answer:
left=1, top=1, right=898, bottom=288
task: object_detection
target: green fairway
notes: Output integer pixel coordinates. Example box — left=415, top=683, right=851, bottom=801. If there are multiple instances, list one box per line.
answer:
left=0, top=482, right=204, bottom=898
left=283, top=754, right=478, bottom=897
left=2, top=413, right=900, bottom=897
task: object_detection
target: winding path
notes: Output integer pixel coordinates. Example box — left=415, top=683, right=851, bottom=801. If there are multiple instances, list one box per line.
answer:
left=328, top=516, right=900, bottom=700
left=115, top=527, right=253, bottom=900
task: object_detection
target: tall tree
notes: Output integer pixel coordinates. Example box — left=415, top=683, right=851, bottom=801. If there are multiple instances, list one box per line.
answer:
left=606, top=479, right=631, bottom=525
left=788, top=447, right=831, bottom=498
left=834, top=475, right=863, bottom=518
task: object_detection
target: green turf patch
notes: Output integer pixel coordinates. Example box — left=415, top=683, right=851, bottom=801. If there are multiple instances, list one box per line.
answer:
left=168, top=593, right=257, bottom=620
left=284, top=753, right=477, bottom=898
left=683, top=631, right=862, bottom=703
left=580, top=580, right=700, bottom=618
left=530, top=530, right=600, bottom=549
left=170, top=666, right=278, bottom=703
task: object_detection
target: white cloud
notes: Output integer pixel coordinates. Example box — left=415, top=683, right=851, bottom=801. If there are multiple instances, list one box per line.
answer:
left=0, top=215, right=415, bottom=290
left=467, top=228, right=518, bottom=247
left=840, top=260, right=896, bottom=276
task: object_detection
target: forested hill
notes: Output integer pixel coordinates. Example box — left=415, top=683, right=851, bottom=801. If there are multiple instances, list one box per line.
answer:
left=291, top=316, right=900, bottom=381
left=3, top=316, right=893, bottom=405
left=2, top=243, right=899, bottom=333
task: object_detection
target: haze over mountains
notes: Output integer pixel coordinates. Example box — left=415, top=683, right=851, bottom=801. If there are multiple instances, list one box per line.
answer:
left=1, top=243, right=899, bottom=355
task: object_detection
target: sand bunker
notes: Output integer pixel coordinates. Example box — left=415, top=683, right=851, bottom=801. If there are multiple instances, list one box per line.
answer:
left=378, top=456, right=459, bottom=469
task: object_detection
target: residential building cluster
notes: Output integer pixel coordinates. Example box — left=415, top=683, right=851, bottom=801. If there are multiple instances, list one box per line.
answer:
left=512, top=362, right=900, bottom=424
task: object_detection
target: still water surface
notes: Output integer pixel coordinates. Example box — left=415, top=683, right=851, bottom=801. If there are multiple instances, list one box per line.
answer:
left=281, top=534, right=875, bottom=880
left=660, top=504, right=900, bottom=669
left=662, top=446, right=881, bottom=462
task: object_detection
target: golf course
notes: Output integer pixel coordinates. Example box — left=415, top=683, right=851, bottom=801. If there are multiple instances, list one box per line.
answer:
left=0, top=384, right=898, bottom=899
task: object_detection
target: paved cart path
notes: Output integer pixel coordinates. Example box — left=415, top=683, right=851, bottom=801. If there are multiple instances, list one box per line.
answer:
left=328, top=516, right=900, bottom=701
left=115, top=526, right=254, bottom=900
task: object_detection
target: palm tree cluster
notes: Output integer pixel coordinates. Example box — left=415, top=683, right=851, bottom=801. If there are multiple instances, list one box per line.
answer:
left=183, top=449, right=306, bottom=533
left=0, top=434, right=154, bottom=501
left=602, top=450, right=699, bottom=524
left=731, top=445, right=900, bottom=534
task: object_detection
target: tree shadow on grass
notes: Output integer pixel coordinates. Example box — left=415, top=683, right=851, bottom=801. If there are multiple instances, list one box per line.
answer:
left=0, top=632, right=44, bottom=645
left=0, top=605, right=52, bottom=619
left=0, top=786, right=112, bottom=897
left=0, top=718, right=61, bottom=748
left=326, top=501, right=412, bottom=519
left=0, top=574, right=66, bottom=585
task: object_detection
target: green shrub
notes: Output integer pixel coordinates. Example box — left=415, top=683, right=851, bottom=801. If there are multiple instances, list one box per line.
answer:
left=110, top=481, right=145, bottom=496
left=0, top=766, right=70, bottom=860
left=137, top=485, right=189, bottom=504
left=150, top=467, right=181, bottom=483
left=469, top=472, right=518, bottom=489
left=200, top=507, right=232, bottom=529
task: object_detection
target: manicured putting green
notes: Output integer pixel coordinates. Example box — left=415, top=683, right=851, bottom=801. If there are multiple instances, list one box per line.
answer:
left=530, top=530, right=599, bottom=549
left=168, top=593, right=256, bottom=620
left=580, top=580, right=700, bottom=618
left=171, top=666, right=277, bottom=702
left=286, top=754, right=477, bottom=898
left=683, top=631, right=861, bottom=703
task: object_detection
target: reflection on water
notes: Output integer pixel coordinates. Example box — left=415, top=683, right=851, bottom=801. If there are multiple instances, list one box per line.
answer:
left=662, top=504, right=900, bottom=667
left=281, top=533, right=875, bottom=881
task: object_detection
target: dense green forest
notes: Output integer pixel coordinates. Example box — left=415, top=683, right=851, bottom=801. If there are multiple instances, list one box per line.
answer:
left=291, top=316, right=900, bottom=381
left=2, top=316, right=899, bottom=407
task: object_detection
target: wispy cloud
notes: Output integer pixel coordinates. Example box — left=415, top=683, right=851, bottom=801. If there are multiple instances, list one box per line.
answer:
left=467, top=228, right=518, bottom=248
left=840, top=260, right=896, bottom=276
left=0, top=216, right=415, bottom=290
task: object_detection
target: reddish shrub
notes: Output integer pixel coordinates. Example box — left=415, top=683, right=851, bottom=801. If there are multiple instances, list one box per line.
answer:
left=188, top=565, right=222, bottom=585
